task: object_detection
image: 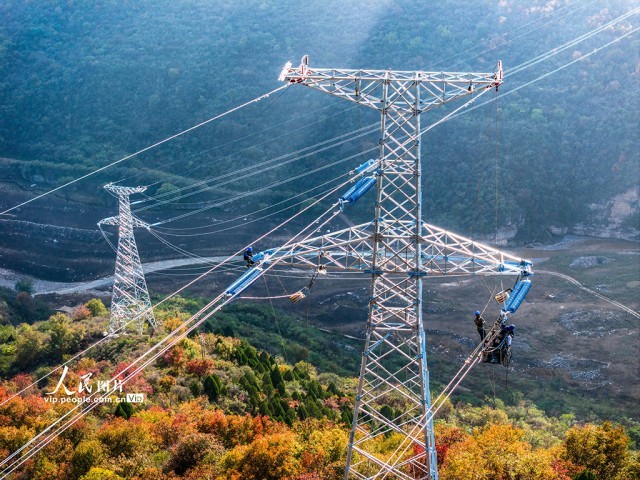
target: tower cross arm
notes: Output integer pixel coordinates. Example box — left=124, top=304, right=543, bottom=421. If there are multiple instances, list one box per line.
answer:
left=278, top=55, right=504, bottom=112
left=420, top=222, right=532, bottom=276
left=98, top=216, right=120, bottom=226
left=98, top=215, right=150, bottom=229
left=265, top=221, right=532, bottom=277
left=103, top=183, right=148, bottom=196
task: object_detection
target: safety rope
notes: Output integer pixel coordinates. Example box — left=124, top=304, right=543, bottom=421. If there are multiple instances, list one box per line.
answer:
left=489, top=364, right=497, bottom=405
left=494, top=94, right=500, bottom=246
left=480, top=284, right=498, bottom=317
left=262, top=276, right=289, bottom=363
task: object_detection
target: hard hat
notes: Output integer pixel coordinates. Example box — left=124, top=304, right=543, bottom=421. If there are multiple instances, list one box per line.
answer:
left=475, top=311, right=480, bottom=316
left=247, top=246, right=253, bottom=252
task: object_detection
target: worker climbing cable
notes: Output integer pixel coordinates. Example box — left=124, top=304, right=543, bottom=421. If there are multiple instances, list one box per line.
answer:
left=474, top=310, right=486, bottom=341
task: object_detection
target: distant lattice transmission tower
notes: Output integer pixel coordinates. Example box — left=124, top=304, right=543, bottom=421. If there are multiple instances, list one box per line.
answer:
left=99, top=184, right=157, bottom=335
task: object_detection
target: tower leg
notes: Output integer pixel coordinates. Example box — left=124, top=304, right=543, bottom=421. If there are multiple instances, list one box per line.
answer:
left=344, top=79, right=437, bottom=479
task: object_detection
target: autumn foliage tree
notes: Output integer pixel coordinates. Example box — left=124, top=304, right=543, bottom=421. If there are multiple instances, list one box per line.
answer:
left=440, top=423, right=563, bottom=480
left=165, top=432, right=224, bottom=475
left=563, top=421, right=631, bottom=480
left=84, top=299, right=108, bottom=317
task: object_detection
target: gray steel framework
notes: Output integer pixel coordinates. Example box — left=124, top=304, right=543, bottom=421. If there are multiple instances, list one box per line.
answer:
left=278, top=57, right=519, bottom=480
left=99, top=184, right=157, bottom=335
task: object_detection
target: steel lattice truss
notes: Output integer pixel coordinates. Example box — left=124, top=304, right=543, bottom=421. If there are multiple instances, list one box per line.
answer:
left=270, top=223, right=530, bottom=479
left=99, top=184, right=157, bottom=335
left=272, top=221, right=529, bottom=276
left=278, top=58, right=503, bottom=113
left=278, top=57, right=522, bottom=480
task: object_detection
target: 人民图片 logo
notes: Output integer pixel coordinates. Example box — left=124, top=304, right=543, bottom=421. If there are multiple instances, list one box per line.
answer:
left=45, top=366, right=143, bottom=404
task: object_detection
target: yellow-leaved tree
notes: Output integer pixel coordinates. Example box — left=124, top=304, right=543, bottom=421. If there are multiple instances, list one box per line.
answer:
left=562, top=421, right=631, bottom=480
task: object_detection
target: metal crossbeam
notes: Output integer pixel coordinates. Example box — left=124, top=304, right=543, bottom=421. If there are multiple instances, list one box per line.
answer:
left=99, top=184, right=157, bottom=335
left=279, top=57, right=503, bottom=113
left=278, top=56, right=513, bottom=480
left=271, top=221, right=530, bottom=276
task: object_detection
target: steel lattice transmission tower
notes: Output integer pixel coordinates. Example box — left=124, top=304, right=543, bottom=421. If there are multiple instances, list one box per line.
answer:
left=278, top=57, right=505, bottom=479
left=99, top=184, right=157, bottom=336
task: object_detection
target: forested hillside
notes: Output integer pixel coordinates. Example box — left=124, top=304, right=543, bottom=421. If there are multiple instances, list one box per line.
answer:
left=1, top=304, right=638, bottom=479
left=0, top=0, right=638, bottom=245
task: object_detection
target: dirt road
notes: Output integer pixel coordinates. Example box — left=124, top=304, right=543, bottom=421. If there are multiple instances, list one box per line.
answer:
left=0, top=256, right=233, bottom=296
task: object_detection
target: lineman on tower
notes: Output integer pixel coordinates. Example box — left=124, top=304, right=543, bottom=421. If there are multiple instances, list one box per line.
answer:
left=243, top=246, right=255, bottom=268
left=474, top=310, right=486, bottom=341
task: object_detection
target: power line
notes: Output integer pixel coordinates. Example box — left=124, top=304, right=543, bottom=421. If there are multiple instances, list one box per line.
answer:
left=450, top=23, right=639, bottom=122
left=0, top=168, right=355, bottom=411
left=429, top=0, right=598, bottom=69
left=123, top=101, right=358, bottom=194
left=538, top=269, right=640, bottom=319
left=147, top=144, right=374, bottom=227
left=3, top=19, right=631, bottom=408
left=133, top=124, right=376, bottom=213
left=142, top=9, right=637, bottom=227
left=148, top=170, right=352, bottom=235
left=0, top=180, right=348, bottom=478
left=507, top=7, right=638, bottom=76
left=441, top=0, right=601, bottom=70
left=0, top=85, right=289, bottom=216
left=148, top=178, right=360, bottom=236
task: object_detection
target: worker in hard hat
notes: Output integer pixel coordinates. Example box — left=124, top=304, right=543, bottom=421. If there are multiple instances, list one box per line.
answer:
left=474, top=310, right=486, bottom=341
left=243, top=246, right=255, bottom=268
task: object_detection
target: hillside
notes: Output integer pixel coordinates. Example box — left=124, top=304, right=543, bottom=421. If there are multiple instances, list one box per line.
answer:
left=0, top=0, right=639, bottom=281
left=0, top=234, right=638, bottom=478
left=0, top=305, right=638, bottom=479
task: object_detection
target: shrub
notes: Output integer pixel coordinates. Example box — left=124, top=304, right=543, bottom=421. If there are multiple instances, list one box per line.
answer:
left=71, top=440, right=104, bottom=478
left=84, top=299, right=108, bottom=317
left=14, top=278, right=33, bottom=295
left=72, top=305, right=92, bottom=321
left=186, top=358, right=214, bottom=377
left=165, top=433, right=223, bottom=475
